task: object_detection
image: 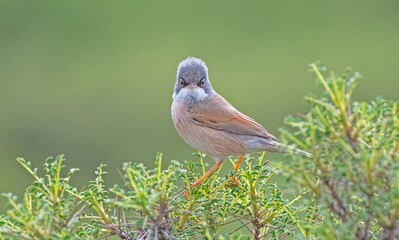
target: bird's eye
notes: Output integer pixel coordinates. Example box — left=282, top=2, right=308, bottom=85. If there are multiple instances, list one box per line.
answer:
left=199, top=79, right=206, bottom=87
left=179, top=78, right=185, bottom=87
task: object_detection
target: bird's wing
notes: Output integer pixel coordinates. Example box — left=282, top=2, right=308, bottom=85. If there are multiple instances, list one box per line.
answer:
left=188, top=93, right=277, bottom=141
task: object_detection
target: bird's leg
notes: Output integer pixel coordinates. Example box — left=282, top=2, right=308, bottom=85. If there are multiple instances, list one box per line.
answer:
left=191, top=161, right=223, bottom=189
left=229, top=155, right=243, bottom=186
left=234, top=155, right=244, bottom=172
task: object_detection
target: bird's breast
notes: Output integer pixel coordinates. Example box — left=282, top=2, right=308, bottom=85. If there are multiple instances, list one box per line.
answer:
left=171, top=101, right=198, bottom=144
left=171, top=100, right=248, bottom=160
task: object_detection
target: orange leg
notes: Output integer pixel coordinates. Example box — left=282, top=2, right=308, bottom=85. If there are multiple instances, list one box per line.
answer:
left=234, top=155, right=243, bottom=172
left=231, top=155, right=243, bottom=186
left=191, top=161, right=223, bottom=189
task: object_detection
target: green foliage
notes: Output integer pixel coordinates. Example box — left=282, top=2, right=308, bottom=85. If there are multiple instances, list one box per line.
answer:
left=0, top=153, right=303, bottom=239
left=280, top=63, right=399, bottom=239
left=1, top=64, right=397, bottom=239
left=0, top=156, right=82, bottom=239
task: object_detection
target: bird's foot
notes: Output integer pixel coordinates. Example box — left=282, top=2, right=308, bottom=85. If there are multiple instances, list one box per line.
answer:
left=226, top=155, right=243, bottom=187
left=226, top=175, right=240, bottom=187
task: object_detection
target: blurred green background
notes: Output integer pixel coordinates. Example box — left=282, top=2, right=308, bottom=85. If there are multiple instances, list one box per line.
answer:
left=1, top=1, right=398, bottom=200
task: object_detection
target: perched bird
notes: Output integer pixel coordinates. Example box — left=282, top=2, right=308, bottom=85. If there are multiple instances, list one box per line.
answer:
left=171, top=57, right=310, bottom=188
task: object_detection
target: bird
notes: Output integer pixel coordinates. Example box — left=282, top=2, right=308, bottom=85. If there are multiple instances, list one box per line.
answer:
left=171, top=57, right=311, bottom=189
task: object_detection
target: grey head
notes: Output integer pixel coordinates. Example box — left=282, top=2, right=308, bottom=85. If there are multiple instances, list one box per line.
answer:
left=173, top=57, right=214, bottom=103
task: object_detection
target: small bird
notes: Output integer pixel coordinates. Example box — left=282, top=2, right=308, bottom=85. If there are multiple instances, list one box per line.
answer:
left=171, top=57, right=310, bottom=188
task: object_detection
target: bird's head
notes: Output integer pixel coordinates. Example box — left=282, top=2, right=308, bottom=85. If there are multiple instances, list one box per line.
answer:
left=173, top=57, right=213, bottom=103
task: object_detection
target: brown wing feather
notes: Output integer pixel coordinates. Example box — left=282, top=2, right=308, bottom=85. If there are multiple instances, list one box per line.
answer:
left=188, top=93, right=277, bottom=141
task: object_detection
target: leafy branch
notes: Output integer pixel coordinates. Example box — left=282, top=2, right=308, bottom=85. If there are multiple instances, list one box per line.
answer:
left=281, top=63, right=399, bottom=239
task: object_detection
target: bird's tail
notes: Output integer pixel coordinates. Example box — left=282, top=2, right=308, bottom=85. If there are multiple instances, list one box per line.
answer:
left=268, top=140, right=313, bottom=158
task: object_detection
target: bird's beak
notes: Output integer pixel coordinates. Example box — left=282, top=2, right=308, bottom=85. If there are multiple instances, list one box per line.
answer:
left=186, top=84, right=199, bottom=90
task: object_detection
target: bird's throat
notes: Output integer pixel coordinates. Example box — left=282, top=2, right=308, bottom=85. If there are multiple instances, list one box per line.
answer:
left=174, top=87, right=209, bottom=103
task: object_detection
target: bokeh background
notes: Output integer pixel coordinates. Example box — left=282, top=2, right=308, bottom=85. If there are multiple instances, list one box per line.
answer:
left=1, top=1, right=398, bottom=202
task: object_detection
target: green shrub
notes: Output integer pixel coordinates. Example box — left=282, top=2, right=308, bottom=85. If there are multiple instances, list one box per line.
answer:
left=0, top=153, right=303, bottom=239
left=280, top=63, right=399, bottom=239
